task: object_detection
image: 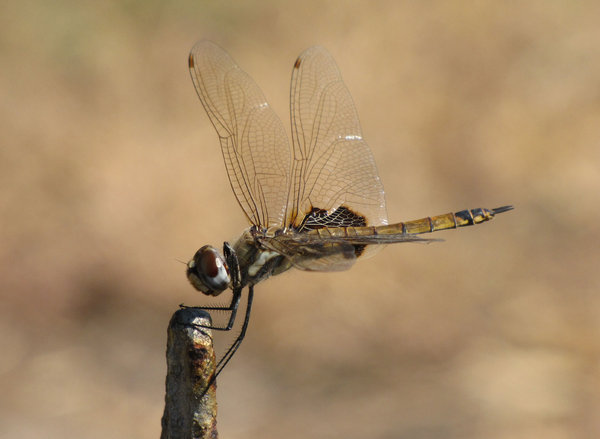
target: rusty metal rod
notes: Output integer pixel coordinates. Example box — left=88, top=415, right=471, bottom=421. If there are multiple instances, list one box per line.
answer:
left=161, top=308, right=218, bottom=439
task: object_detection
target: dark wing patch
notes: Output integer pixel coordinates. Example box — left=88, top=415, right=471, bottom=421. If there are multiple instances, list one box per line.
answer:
left=299, top=205, right=367, bottom=231
left=298, top=205, right=368, bottom=257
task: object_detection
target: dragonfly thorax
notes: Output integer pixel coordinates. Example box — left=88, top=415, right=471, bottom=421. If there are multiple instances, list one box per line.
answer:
left=186, top=245, right=231, bottom=296
left=233, top=228, right=293, bottom=286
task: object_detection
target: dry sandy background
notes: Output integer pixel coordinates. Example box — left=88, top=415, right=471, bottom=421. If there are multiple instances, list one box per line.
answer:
left=2, top=1, right=599, bottom=438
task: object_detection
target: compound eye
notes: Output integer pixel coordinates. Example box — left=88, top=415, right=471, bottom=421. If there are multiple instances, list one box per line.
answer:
left=186, top=245, right=230, bottom=296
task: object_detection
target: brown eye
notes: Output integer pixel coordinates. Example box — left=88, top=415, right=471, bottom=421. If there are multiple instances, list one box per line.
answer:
left=186, top=245, right=230, bottom=296
left=199, top=247, right=220, bottom=278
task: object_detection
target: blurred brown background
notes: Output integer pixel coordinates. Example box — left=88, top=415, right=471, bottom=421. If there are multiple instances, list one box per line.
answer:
left=2, top=1, right=599, bottom=438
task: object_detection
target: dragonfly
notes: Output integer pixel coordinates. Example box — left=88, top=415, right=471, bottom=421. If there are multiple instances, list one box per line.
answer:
left=185, top=40, right=512, bottom=379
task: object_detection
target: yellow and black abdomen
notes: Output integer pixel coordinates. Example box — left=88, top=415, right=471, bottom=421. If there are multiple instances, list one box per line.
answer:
left=387, top=205, right=513, bottom=235
left=307, top=206, right=513, bottom=246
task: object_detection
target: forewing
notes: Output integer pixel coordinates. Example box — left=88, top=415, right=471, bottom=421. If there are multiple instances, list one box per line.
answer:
left=286, top=47, right=388, bottom=229
left=189, top=40, right=290, bottom=228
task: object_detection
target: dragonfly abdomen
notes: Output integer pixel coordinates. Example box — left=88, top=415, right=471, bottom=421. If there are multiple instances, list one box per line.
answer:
left=381, top=206, right=514, bottom=236
left=306, top=206, right=512, bottom=243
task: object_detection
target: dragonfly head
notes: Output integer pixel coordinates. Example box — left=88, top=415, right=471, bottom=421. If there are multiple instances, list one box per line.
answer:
left=186, top=245, right=230, bottom=296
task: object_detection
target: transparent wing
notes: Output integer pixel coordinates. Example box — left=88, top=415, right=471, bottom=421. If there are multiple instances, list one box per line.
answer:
left=259, top=230, right=433, bottom=272
left=189, top=40, right=290, bottom=228
left=286, top=46, right=388, bottom=229
left=259, top=233, right=358, bottom=272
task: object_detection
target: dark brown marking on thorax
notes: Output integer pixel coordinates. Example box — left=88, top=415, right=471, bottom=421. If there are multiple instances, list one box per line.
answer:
left=294, top=57, right=302, bottom=69
left=188, top=54, right=195, bottom=69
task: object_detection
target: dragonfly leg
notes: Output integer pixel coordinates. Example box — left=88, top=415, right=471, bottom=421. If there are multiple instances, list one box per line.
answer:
left=196, top=285, right=255, bottom=397
left=214, top=285, right=255, bottom=376
left=223, top=241, right=241, bottom=289
left=179, top=286, right=242, bottom=331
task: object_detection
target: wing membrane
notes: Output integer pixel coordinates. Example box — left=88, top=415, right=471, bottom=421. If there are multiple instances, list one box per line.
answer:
left=286, top=47, right=388, bottom=229
left=258, top=233, right=358, bottom=272
left=259, top=230, right=434, bottom=272
left=189, top=40, right=290, bottom=227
